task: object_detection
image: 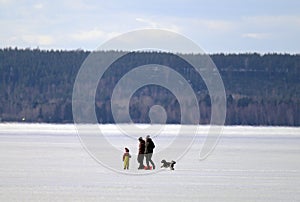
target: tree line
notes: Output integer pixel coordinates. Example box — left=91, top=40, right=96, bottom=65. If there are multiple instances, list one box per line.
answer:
left=0, top=47, right=299, bottom=126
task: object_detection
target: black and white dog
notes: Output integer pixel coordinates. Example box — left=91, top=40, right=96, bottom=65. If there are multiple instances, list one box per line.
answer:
left=161, top=160, right=176, bottom=170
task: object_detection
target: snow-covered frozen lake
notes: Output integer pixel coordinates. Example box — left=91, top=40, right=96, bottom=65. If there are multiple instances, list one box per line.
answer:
left=0, top=123, right=299, bottom=201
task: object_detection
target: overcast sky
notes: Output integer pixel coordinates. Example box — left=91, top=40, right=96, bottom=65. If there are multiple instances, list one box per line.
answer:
left=1, top=0, right=300, bottom=53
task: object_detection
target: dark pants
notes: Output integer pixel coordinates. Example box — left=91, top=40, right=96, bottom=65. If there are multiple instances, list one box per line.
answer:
left=145, top=153, right=155, bottom=169
left=137, top=154, right=144, bottom=169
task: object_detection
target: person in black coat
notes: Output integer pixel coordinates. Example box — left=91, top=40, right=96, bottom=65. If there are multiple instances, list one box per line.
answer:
left=137, top=137, right=145, bottom=169
left=144, top=135, right=155, bottom=169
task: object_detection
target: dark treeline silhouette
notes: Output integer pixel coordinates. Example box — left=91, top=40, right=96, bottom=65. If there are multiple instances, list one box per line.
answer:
left=0, top=47, right=299, bottom=126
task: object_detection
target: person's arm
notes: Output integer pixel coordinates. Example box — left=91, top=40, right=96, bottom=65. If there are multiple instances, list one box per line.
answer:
left=144, top=141, right=148, bottom=153
left=151, top=140, right=155, bottom=148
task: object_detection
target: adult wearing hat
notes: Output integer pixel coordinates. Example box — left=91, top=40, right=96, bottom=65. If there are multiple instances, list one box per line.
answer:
left=137, top=137, right=145, bottom=169
left=145, top=135, right=156, bottom=169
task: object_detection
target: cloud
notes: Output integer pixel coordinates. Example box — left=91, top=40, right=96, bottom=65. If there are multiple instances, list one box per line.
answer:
left=0, top=0, right=13, bottom=4
left=33, top=3, right=44, bottom=9
left=21, top=35, right=55, bottom=46
left=159, top=17, right=235, bottom=34
left=61, top=0, right=95, bottom=11
left=242, top=33, right=271, bottom=39
left=242, top=15, right=300, bottom=28
left=197, top=19, right=234, bottom=32
left=70, top=28, right=120, bottom=42
left=0, top=0, right=300, bottom=52
left=135, top=17, right=180, bottom=33
left=238, top=15, right=300, bottom=41
left=135, top=18, right=158, bottom=28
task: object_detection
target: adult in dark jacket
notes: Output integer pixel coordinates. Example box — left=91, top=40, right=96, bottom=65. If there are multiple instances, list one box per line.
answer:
left=145, top=135, right=155, bottom=169
left=137, top=137, right=145, bottom=169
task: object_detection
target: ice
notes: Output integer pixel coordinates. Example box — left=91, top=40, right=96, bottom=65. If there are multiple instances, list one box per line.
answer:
left=0, top=123, right=299, bottom=201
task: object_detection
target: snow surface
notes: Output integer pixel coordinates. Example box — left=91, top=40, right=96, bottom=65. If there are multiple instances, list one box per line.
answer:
left=0, top=123, right=299, bottom=201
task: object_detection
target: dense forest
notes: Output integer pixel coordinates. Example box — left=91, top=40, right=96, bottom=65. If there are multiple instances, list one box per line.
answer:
left=0, top=48, right=299, bottom=126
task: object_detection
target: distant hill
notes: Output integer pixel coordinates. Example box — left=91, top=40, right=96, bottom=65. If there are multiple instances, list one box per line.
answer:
left=0, top=48, right=299, bottom=126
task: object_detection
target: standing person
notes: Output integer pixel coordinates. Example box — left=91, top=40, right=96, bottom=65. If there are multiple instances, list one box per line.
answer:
left=123, top=147, right=131, bottom=170
left=145, top=135, right=155, bottom=170
left=137, top=137, right=145, bottom=169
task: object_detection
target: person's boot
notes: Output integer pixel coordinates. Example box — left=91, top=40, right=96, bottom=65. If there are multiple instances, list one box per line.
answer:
left=145, top=166, right=153, bottom=170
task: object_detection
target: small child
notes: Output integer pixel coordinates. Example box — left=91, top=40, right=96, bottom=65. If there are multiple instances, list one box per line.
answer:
left=122, top=147, right=131, bottom=170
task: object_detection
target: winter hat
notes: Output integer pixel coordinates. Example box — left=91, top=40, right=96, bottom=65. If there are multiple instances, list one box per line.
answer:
left=138, top=137, right=143, bottom=141
left=146, top=135, right=150, bottom=139
left=125, top=147, right=129, bottom=152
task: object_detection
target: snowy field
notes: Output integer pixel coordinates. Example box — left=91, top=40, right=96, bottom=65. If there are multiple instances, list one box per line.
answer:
left=0, top=123, right=299, bottom=201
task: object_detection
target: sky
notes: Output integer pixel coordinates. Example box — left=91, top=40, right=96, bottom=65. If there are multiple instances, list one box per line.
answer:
left=1, top=0, right=300, bottom=53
